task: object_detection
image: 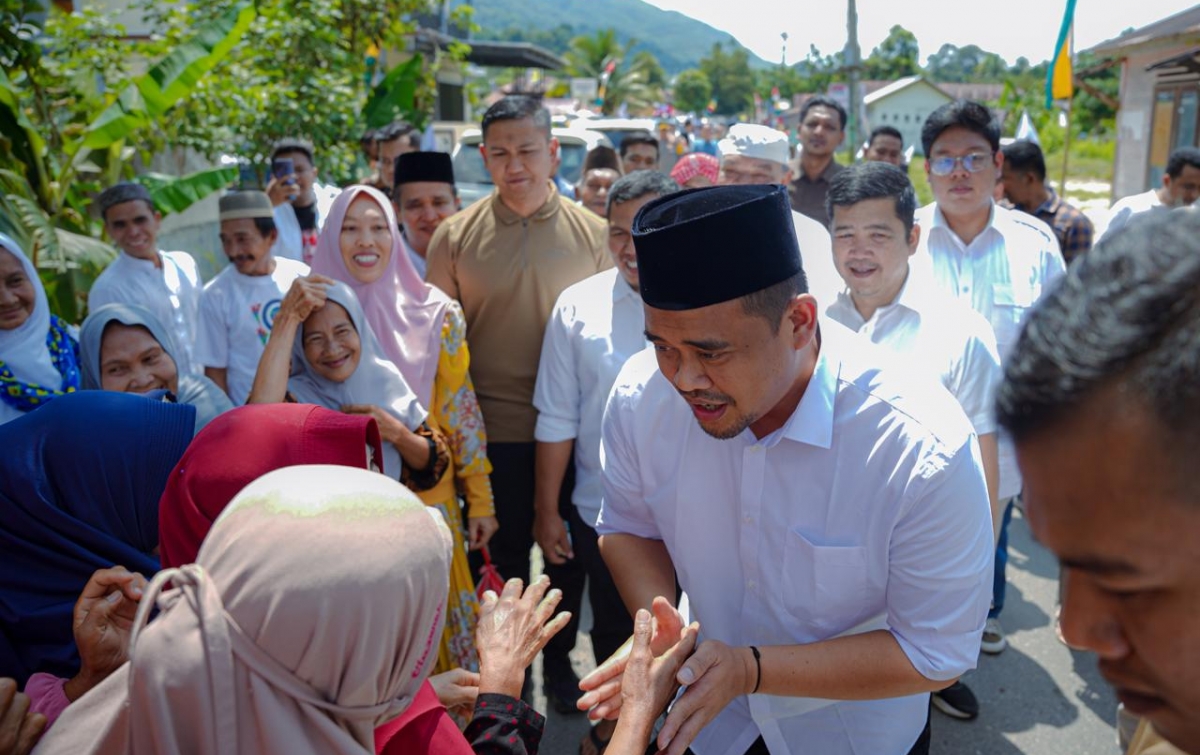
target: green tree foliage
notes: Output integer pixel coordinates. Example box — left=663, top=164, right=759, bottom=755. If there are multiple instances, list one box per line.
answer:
left=145, top=0, right=443, bottom=186
left=564, top=28, right=656, bottom=115
left=863, top=25, right=920, bottom=80
left=699, top=42, right=755, bottom=115
left=755, top=65, right=808, bottom=101
left=673, top=69, right=712, bottom=114
left=487, top=23, right=576, bottom=55
left=634, top=50, right=667, bottom=91
left=925, top=43, right=1009, bottom=83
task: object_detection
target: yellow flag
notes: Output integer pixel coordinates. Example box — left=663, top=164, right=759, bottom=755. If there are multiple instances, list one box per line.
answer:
left=1046, top=0, right=1076, bottom=107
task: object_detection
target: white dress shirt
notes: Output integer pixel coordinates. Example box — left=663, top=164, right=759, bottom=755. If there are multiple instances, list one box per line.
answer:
left=401, top=233, right=428, bottom=279
left=914, top=202, right=1065, bottom=499
left=825, top=269, right=1002, bottom=435
left=87, top=250, right=203, bottom=376
left=1097, top=188, right=1169, bottom=243
left=791, top=210, right=841, bottom=308
left=599, top=322, right=993, bottom=755
left=534, top=268, right=646, bottom=526
left=271, top=181, right=340, bottom=262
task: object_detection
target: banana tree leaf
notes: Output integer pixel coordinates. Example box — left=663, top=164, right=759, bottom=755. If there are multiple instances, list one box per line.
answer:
left=363, top=55, right=424, bottom=130
left=0, top=68, right=49, bottom=202
left=135, top=166, right=238, bottom=216
left=82, top=2, right=255, bottom=150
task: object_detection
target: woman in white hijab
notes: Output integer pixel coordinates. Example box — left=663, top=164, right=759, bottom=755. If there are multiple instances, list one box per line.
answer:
left=0, top=233, right=81, bottom=425
left=248, top=276, right=448, bottom=492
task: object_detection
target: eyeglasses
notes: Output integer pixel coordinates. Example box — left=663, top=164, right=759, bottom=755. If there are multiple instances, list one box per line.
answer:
left=928, top=152, right=993, bottom=176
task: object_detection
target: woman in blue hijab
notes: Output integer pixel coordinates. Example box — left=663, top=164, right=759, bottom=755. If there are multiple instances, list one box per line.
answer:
left=0, top=391, right=195, bottom=685
left=79, top=303, right=233, bottom=435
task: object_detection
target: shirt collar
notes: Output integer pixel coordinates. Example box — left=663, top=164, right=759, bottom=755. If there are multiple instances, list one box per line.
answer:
left=761, top=322, right=837, bottom=450
left=491, top=182, right=561, bottom=226
left=797, top=158, right=842, bottom=185
left=831, top=268, right=923, bottom=328
left=1034, top=189, right=1062, bottom=216
left=929, top=201, right=1000, bottom=248
left=612, top=270, right=640, bottom=304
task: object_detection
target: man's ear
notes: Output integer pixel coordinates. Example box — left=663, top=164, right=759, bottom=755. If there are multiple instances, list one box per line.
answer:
left=787, top=293, right=820, bottom=350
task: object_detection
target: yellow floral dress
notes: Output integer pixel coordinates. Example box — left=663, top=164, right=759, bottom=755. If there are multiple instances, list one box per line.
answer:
left=419, top=301, right=494, bottom=674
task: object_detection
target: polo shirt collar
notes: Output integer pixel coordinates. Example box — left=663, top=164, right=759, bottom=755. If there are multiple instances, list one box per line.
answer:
left=929, top=201, right=1000, bottom=248
left=491, top=182, right=561, bottom=226
left=1034, top=189, right=1062, bottom=216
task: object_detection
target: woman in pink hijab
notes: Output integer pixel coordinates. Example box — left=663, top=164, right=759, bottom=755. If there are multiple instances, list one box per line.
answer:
left=30, top=465, right=573, bottom=755
left=311, top=185, right=496, bottom=675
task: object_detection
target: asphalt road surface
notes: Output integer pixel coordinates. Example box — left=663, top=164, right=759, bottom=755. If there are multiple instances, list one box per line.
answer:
left=529, top=505, right=1121, bottom=754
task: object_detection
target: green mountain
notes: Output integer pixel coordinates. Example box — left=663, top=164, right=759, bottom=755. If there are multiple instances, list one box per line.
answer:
left=459, top=0, right=770, bottom=74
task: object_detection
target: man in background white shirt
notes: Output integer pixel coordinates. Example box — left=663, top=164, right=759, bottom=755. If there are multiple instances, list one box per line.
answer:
left=89, top=182, right=203, bottom=376
left=266, top=138, right=339, bottom=264
left=715, top=123, right=841, bottom=306
left=915, top=99, right=1065, bottom=677
left=533, top=170, right=679, bottom=754
left=1098, top=146, right=1200, bottom=243
left=825, top=161, right=1004, bottom=721
left=580, top=184, right=993, bottom=755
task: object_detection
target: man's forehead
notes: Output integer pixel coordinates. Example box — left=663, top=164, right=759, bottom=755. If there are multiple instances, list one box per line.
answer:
left=930, top=128, right=991, bottom=154
left=804, top=106, right=841, bottom=125
left=399, top=182, right=454, bottom=201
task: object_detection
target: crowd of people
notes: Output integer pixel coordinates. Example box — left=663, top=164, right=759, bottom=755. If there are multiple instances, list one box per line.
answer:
left=1, top=87, right=1199, bottom=755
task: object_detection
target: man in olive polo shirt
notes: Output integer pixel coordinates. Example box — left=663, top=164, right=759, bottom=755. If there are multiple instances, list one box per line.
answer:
left=790, top=95, right=847, bottom=225
left=426, top=95, right=610, bottom=710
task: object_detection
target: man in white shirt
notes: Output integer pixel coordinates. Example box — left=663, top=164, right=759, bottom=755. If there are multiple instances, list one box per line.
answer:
left=716, top=124, right=841, bottom=306
left=825, top=161, right=1004, bottom=721
left=196, top=191, right=310, bottom=405
left=533, top=170, right=679, bottom=754
left=581, top=184, right=993, bottom=755
left=266, top=138, right=340, bottom=264
left=1098, top=146, right=1200, bottom=243
left=392, top=151, right=461, bottom=278
left=915, top=99, right=1066, bottom=664
left=89, top=183, right=203, bottom=376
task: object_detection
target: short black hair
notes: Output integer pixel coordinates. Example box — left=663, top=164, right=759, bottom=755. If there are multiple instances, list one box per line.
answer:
left=97, top=182, right=155, bottom=222
left=270, top=138, right=315, bottom=165
left=1001, top=140, right=1047, bottom=181
left=582, top=145, right=622, bottom=175
left=481, top=95, right=551, bottom=141
left=253, top=216, right=277, bottom=238
left=920, top=100, right=1000, bottom=157
left=868, top=125, right=903, bottom=146
left=1166, top=146, right=1200, bottom=179
left=997, top=211, right=1200, bottom=454
left=376, top=121, right=420, bottom=149
left=605, top=171, right=679, bottom=219
left=800, top=96, right=847, bottom=131
left=359, top=128, right=379, bottom=159
left=742, top=270, right=808, bottom=333
left=826, top=161, right=917, bottom=233
left=619, top=130, right=659, bottom=158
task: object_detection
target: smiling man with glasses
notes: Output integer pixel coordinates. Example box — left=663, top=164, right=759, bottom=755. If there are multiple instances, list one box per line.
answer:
left=914, top=99, right=1066, bottom=722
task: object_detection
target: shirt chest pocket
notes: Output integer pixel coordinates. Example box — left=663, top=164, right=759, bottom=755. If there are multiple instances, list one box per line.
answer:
left=782, top=528, right=869, bottom=632
left=990, top=282, right=1040, bottom=354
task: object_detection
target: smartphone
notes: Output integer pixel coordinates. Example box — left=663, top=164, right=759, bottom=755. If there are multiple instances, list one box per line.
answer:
left=271, top=157, right=296, bottom=185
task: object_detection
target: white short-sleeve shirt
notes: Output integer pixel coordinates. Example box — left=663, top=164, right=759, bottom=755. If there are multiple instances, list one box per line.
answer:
left=825, top=270, right=1002, bottom=435
left=914, top=202, right=1065, bottom=499
left=194, top=257, right=309, bottom=405
left=598, top=322, right=993, bottom=755
left=533, top=268, right=647, bottom=526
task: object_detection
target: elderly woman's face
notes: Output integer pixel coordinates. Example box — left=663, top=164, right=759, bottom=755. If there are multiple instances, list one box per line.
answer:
left=100, top=322, right=179, bottom=395
left=303, top=302, right=362, bottom=384
left=0, top=249, right=36, bottom=331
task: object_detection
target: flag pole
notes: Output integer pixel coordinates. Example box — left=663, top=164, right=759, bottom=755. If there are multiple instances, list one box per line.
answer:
left=1060, top=101, right=1072, bottom=194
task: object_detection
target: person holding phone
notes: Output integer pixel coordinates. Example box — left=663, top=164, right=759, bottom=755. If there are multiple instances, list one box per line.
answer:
left=265, top=138, right=340, bottom=265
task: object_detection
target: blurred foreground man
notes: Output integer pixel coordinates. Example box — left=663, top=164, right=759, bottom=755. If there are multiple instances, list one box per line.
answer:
left=998, top=212, right=1200, bottom=755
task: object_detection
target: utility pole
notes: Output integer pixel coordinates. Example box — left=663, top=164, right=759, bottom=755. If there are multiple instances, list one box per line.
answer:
left=845, top=0, right=862, bottom=159
left=781, top=32, right=789, bottom=67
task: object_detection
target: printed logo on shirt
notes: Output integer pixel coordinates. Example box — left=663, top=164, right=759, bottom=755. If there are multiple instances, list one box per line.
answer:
left=251, top=298, right=283, bottom=345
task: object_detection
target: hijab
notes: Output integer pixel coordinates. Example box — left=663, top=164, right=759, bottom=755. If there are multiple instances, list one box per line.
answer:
left=310, top=185, right=451, bottom=408
left=158, top=403, right=384, bottom=570
left=79, top=303, right=233, bottom=434
left=0, top=391, right=195, bottom=684
left=33, top=465, right=452, bottom=755
left=0, top=233, right=80, bottom=424
left=287, top=280, right=427, bottom=480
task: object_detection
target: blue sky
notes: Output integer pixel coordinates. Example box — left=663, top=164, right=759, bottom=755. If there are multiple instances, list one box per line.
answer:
left=642, top=0, right=1192, bottom=66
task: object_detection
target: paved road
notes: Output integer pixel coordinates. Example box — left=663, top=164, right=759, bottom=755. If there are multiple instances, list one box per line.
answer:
left=530, top=505, right=1120, bottom=754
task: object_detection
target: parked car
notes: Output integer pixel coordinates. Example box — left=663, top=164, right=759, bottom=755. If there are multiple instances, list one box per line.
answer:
left=575, top=117, right=658, bottom=150
left=451, top=128, right=613, bottom=207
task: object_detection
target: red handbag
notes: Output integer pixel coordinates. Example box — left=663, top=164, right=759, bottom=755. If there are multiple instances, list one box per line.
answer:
left=476, top=546, right=506, bottom=600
